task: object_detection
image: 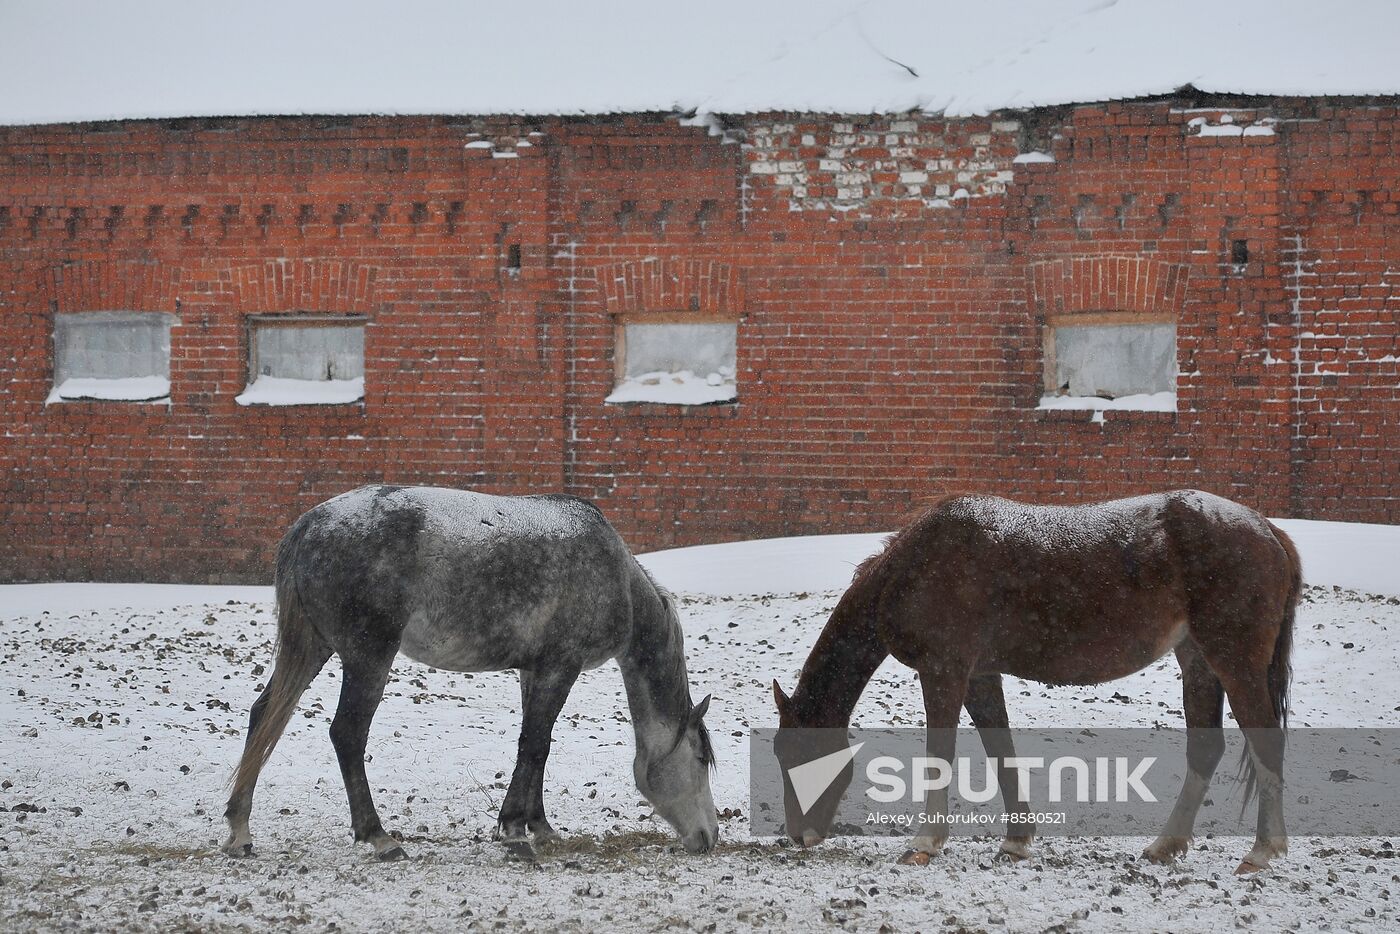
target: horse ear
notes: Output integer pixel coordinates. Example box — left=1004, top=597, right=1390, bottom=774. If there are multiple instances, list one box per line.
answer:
left=772, top=680, right=790, bottom=713
left=690, top=694, right=711, bottom=723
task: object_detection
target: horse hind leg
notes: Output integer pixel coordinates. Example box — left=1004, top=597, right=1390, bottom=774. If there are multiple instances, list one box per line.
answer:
left=329, top=643, right=404, bottom=861
left=1219, top=676, right=1288, bottom=874
left=1143, top=640, right=1225, bottom=865
left=963, top=673, right=1035, bottom=861
left=223, top=627, right=332, bottom=857
left=496, top=665, right=581, bottom=850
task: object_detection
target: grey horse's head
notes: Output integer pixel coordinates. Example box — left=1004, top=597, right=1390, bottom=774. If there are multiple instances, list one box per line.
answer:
left=634, top=694, right=719, bottom=854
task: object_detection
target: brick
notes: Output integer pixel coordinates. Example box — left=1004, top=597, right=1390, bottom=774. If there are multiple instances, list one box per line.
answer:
left=0, top=105, right=1396, bottom=581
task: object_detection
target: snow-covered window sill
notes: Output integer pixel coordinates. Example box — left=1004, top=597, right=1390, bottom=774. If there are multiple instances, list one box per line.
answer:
left=235, top=376, right=365, bottom=407
left=46, top=376, right=171, bottom=404
left=605, top=370, right=737, bottom=406
left=1037, top=392, right=1177, bottom=421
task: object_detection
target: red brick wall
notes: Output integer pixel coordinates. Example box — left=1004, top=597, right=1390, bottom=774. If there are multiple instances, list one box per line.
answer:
left=1, top=102, right=1395, bottom=582
left=0, top=117, right=560, bottom=580
left=1281, top=108, right=1400, bottom=521
left=1004, top=104, right=1296, bottom=515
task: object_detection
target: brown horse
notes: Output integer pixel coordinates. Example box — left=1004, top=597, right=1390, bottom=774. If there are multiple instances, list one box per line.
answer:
left=771, top=490, right=1301, bottom=874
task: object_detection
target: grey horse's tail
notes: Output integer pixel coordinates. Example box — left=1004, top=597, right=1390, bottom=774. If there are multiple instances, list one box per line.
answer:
left=227, top=520, right=330, bottom=810
left=1239, top=522, right=1302, bottom=808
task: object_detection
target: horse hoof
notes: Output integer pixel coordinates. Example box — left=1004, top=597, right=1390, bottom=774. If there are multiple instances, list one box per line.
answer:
left=1142, top=836, right=1190, bottom=865
left=376, top=846, right=407, bottom=862
left=503, top=840, right=537, bottom=863
left=897, top=849, right=932, bottom=866
left=493, top=821, right=529, bottom=842
left=996, top=842, right=1032, bottom=862
left=1234, top=858, right=1267, bottom=875
left=221, top=841, right=253, bottom=858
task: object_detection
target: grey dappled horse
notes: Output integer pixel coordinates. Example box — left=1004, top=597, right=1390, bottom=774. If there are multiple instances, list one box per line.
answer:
left=223, top=485, right=719, bottom=860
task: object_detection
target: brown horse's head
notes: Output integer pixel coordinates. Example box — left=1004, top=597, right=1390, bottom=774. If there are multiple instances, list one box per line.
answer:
left=771, top=680, right=855, bottom=847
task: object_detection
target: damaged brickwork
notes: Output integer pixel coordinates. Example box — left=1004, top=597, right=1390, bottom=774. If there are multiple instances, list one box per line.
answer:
left=745, top=117, right=1022, bottom=213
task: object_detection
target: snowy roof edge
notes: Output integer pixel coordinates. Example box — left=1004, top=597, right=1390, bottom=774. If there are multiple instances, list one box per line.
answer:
left=10, top=85, right=1400, bottom=131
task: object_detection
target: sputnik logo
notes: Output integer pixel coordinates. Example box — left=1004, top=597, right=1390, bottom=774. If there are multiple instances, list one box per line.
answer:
left=786, top=742, right=864, bottom=814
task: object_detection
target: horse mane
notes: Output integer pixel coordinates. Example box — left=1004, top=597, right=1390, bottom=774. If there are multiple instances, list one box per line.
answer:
left=635, top=561, right=716, bottom=768
left=846, top=491, right=974, bottom=594
left=785, top=497, right=974, bottom=727
left=695, top=711, right=716, bottom=769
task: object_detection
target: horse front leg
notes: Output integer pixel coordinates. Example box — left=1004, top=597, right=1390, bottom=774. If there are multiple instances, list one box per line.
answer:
left=964, top=673, right=1035, bottom=861
left=1144, top=641, right=1225, bottom=865
left=496, top=665, right=581, bottom=846
left=899, top=662, right=971, bottom=865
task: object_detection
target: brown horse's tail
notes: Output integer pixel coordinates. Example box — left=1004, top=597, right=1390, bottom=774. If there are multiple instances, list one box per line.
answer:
left=1240, top=523, right=1302, bottom=807
left=226, top=523, right=330, bottom=813
left=1266, top=524, right=1302, bottom=730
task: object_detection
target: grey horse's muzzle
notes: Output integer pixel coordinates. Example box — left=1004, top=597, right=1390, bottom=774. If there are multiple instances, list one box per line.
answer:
left=682, top=825, right=718, bottom=854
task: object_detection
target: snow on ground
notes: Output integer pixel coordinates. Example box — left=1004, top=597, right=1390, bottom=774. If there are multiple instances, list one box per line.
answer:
left=2, top=529, right=1398, bottom=932
left=641, top=517, right=1400, bottom=598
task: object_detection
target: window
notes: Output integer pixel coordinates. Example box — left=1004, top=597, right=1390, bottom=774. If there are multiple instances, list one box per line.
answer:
left=1039, top=316, right=1177, bottom=412
left=48, top=311, right=175, bottom=404
left=605, top=319, right=737, bottom=405
left=236, top=315, right=366, bottom=406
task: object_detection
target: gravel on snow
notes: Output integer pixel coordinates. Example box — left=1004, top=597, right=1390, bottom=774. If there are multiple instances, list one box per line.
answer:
left=2, top=584, right=1398, bottom=932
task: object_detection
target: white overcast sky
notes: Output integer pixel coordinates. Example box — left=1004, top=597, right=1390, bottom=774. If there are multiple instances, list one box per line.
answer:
left=1, top=0, right=1398, bottom=125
